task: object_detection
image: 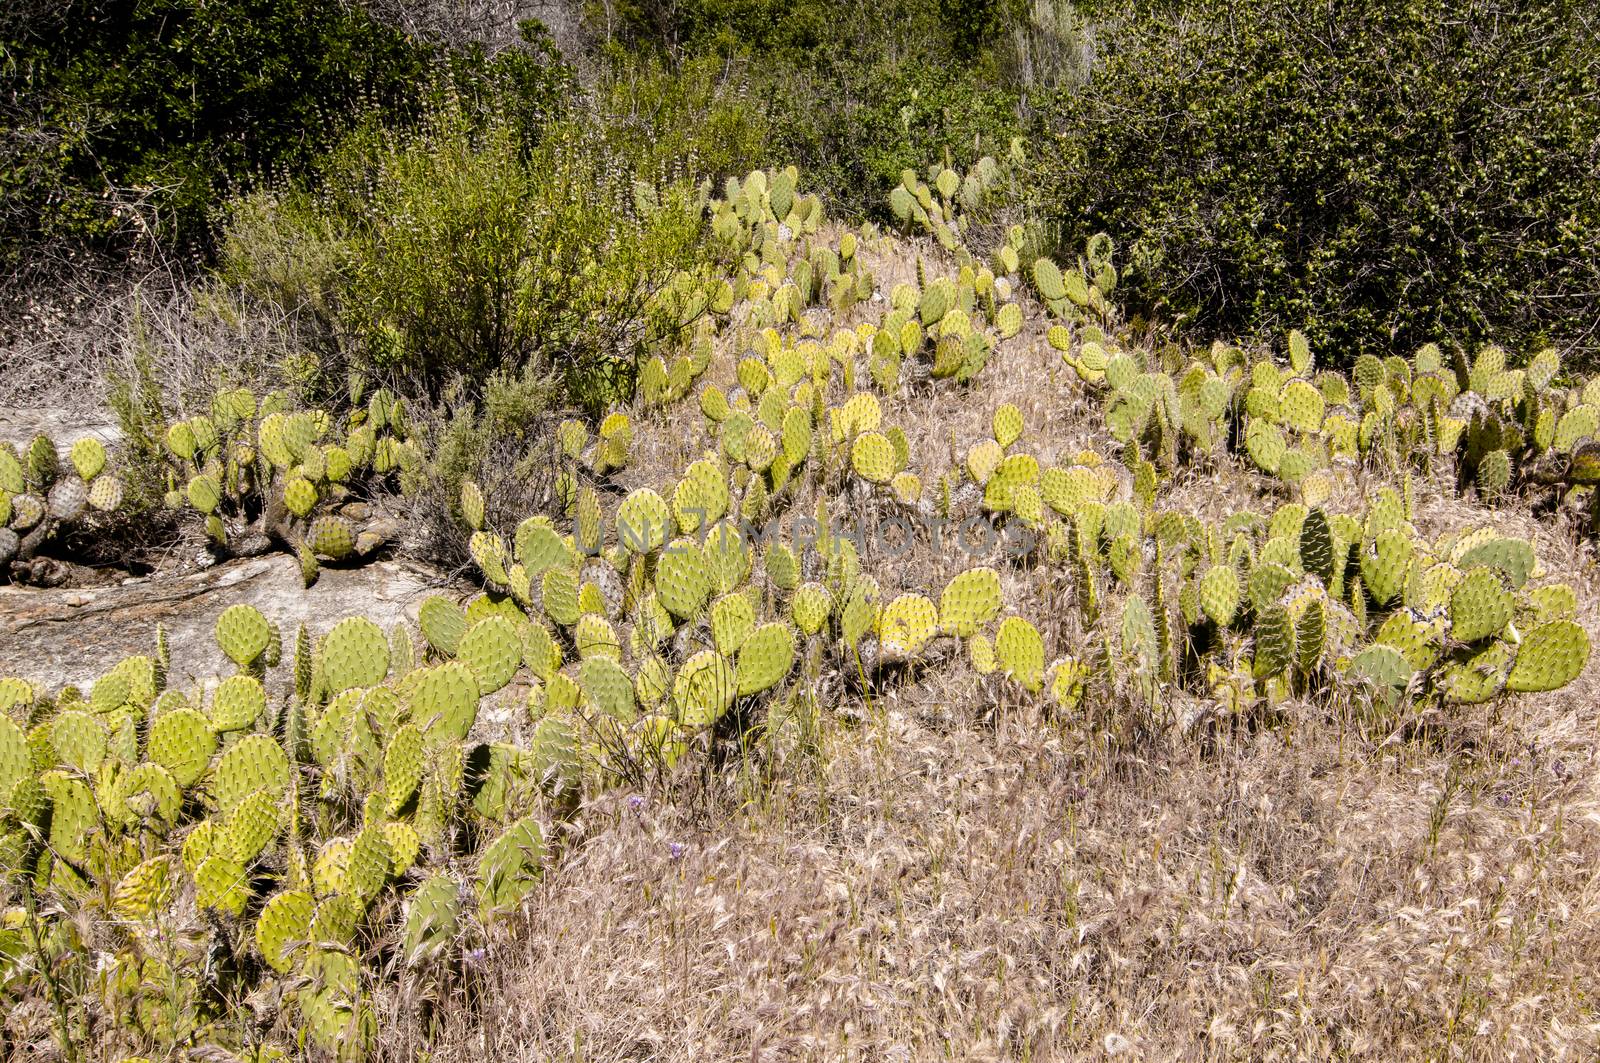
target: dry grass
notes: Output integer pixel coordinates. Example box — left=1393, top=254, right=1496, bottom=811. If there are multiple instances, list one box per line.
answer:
left=0, top=257, right=319, bottom=414
left=365, top=231, right=1600, bottom=1062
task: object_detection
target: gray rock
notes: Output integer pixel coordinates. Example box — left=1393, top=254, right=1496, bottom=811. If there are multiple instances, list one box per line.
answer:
left=0, top=407, right=120, bottom=457
left=0, top=555, right=451, bottom=694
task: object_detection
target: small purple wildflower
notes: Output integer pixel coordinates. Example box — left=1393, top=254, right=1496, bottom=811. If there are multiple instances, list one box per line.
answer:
left=669, top=842, right=685, bottom=859
left=627, top=794, right=645, bottom=811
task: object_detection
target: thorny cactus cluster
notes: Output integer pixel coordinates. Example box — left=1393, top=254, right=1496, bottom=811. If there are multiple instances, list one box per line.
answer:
left=0, top=605, right=557, bottom=1060
left=1045, top=292, right=1600, bottom=524
left=1, top=384, right=417, bottom=587
left=0, top=165, right=1592, bottom=1060
left=887, top=143, right=1026, bottom=254
left=0, top=434, right=122, bottom=582
left=158, top=383, right=418, bottom=586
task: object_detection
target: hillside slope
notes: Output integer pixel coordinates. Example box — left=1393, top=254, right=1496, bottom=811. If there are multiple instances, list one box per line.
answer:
left=1, top=167, right=1597, bottom=1062
left=403, top=222, right=1600, bottom=1062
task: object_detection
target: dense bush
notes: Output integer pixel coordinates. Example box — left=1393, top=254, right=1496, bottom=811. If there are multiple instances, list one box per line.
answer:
left=592, top=0, right=1035, bottom=220
left=0, top=0, right=437, bottom=256
left=217, top=95, right=710, bottom=411
left=1038, top=0, right=1600, bottom=363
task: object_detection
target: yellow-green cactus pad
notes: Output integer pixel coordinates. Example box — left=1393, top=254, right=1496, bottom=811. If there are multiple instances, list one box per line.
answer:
left=321, top=617, right=390, bottom=693
left=939, top=568, right=1001, bottom=637
left=1508, top=621, right=1590, bottom=693
left=673, top=650, right=737, bottom=728
left=996, top=616, right=1045, bottom=693
left=736, top=623, right=795, bottom=696
left=457, top=616, right=522, bottom=693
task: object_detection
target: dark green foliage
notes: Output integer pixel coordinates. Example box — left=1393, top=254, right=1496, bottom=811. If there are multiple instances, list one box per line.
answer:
left=596, top=0, right=1031, bottom=220
left=0, top=0, right=436, bottom=254
left=1038, top=0, right=1600, bottom=363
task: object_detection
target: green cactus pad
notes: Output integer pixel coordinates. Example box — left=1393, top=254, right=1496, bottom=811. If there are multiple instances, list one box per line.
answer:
left=992, top=404, right=1024, bottom=449
left=539, top=564, right=579, bottom=627
left=257, top=889, right=315, bottom=973
left=346, top=825, right=392, bottom=904
left=403, top=876, right=463, bottom=966
left=516, top=517, right=570, bottom=576
left=0, top=717, right=30, bottom=806
left=579, top=656, right=636, bottom=721
left=191, top=853, right=251, bottom=915
left=69, top=437, right=106, bottom=482
left=110, top=855, right=174, bottom=921
left=996, top=616, right=1045, bottom=693
left=1048, top=657, right=1089, bottom=712
left=1508, top=621, right=1590, bottom=693
left=673, top=650, right=737, bottom=727
left=878, top=593, right=938, bottom=660
left=223, top=787, right=282, bottom=863
left=382, top=724, right=425, bottom=815
left=938, top=568, right=1001, bottom=637
left=1360, top=530, right=1413, bottom=607
left=418, top=595, right=468, bottom=656
left=321, top=616, right=390, bottom=693
left=214, top=734, right=290, bottom=814
left=1456, top=537, right=1536, bottom=589
left=470, top=530, right=512, bottom=587
left=210, top=673, right=266, bottom=731
left=617, top=488, right=672, bottom=554
left=850, top=432, right=895, bottom=484
left=412, top=662, right=480, bottom=745
left=308, top=515, right=357, bottom=561
left=1438, top=641, right=1512, bottom=704
left=792, top=581, right=833, bottom=636
left=457, top=616, right=522, bottom=693
left=1449, top=568, right=1514, bottom=644
left=1351, top=644, right=1415, bottom=688
left=736, top=622, right=795, bottom=696
left=1198, top=566, right=1241, bottom=627
left=148, top=708, right=216, bottom=788
left=216, top=604, right=273, bottom=668
left=476, top=815, right=545, bottom=916
left=657, top=538, right=713, bottom=619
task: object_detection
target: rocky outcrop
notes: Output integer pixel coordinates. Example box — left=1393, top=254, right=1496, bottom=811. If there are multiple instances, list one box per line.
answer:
left=0, top=555, right=450, bottom=693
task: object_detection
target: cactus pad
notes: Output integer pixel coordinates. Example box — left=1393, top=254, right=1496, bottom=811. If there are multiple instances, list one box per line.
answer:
left=308, top=515, right=357, bottom=561
left=996, top=616, right=1045, bottom=693
left=257, top=889, right=315, bottom=973
left=457, top=616, right=522, bottom=693
left=476, top=815, right=545, bottom=915
left=1449, top=568, right=1514, bottom=644
left=412, top=662, right=480, bottom=745
left=321, top=617, right=390, bottom=693
left=148, top=708, right=216, bottom=787
left=210, top=673, right=266, bottom=731
left=939, top=567, right=1002, bottom=637
left=877, top=594, right=938, bottom=660
left=214, top=734, right=290, bottom=814
left=673, top=650, right=737, bottom=727
left=216, top=604, right=273, bottom=668
left=1507, top=621, right=1590, bottom=693
left=617, top=488, right=672, bottom=554
left=403, top=876, right=462, bottom=966
left=579, top=656, right=636, bottom=721
left=850, top=432, right=896, bottom=484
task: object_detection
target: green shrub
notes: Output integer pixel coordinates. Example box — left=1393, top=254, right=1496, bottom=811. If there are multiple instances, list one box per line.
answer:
left=593, top=53, right=772, bottom=189
left=588, top=0, right=1031, bottom=221
left=216, top=95, right=710, bottom=411
left=1037, top=0, right=1600, bottom=363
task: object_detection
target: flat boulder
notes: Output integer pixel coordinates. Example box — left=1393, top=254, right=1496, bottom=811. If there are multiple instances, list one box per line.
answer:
left=0, top=555, right=448, bottom=694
